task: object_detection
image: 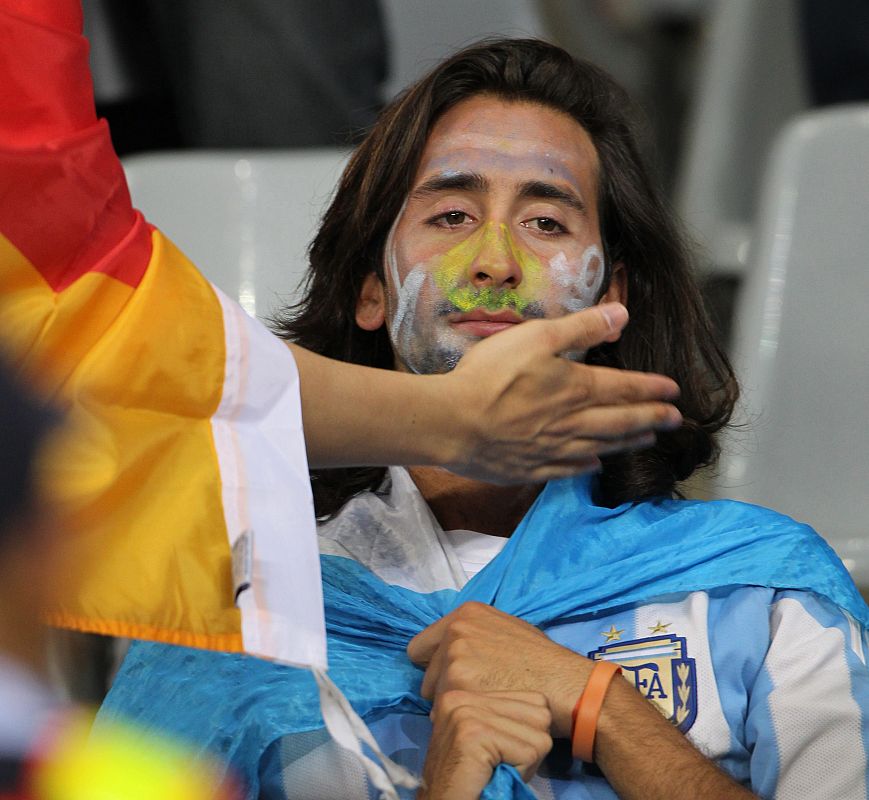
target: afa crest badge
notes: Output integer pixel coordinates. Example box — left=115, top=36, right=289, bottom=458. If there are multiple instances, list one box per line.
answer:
left=588, top=634, right=697, bottom=732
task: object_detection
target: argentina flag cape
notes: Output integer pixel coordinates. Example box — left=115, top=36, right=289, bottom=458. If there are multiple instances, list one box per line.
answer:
left=99, top=470, right=869, bottom=799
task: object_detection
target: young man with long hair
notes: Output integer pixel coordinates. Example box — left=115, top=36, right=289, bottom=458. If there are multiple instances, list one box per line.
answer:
left=103, top=39, right=869, bottom=800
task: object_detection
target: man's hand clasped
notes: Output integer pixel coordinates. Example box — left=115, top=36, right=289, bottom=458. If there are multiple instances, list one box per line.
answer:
left=417, top=689, right=552, bottom=800
left=408, top=602, right=759, bottom=800
left=409, top=602, right=592, bottom=737
left=408, top=603, right=595, bottom=798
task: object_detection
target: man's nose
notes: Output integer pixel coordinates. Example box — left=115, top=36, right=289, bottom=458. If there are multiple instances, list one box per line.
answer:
left=469, top=223, right=523, bottom=289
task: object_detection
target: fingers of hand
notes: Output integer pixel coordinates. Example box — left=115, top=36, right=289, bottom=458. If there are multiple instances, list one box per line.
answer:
left=409, top=602, right=512, bottom=667
left=597, top=429, right=662, bottom=455
left=464, top=400, right=678, bottom=484
left=514, top=401, right=684, bottom=485
left=577, top=365, right=681, bottom=406
left=535, top=303, right=629, bottom=355
left=413, top=603, right=548, bottom=700
left=432, top=690, right=550, bottom=728
left=416, top=605, right=493, bottom=699
left=434, top=691, right=553, bottom=783
left=567, top=402, right=682, bottom=442
left=419, top=634, right=450, bottom=699
left=520, top=455, right=603, bottom=483
left=408, top=627, right=441, bottom=668
left=453, top=711, right=551, bottom=783
left=518, top=402, right=679, bottom=474
left=519, top=413, right=676, bottom=481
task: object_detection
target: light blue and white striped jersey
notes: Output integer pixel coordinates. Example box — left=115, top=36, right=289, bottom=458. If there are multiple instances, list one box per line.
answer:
left=100, top=469, right=869, bottom=799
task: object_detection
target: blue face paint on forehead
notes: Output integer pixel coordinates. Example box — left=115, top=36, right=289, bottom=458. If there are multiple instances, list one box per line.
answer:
left=424, top=148, right=588, bottom=198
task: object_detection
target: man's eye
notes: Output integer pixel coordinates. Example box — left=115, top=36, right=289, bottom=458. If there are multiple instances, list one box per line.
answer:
left=527, top=217, right=566, bottom=234
left=440, top=211, right=469, bottom=226
left=425, top=210, right=471, bottom=229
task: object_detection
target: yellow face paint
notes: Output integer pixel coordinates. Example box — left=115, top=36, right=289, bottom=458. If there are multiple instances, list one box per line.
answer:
left=432, top=222, right=546, bottom=313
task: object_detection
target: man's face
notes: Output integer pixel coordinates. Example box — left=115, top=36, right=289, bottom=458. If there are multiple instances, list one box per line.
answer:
left=356, top=95, right=616, bottom=374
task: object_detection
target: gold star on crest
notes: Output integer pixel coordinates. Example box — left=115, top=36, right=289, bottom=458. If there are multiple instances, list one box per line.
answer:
left=602, top=625, right=623, bottom=642
left=648, top=620, right=671, bottom=634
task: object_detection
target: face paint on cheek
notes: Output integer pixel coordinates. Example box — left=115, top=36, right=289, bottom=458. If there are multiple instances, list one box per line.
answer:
left=384, top=200, right=428, bottom=348
left=393, top=273, right=468, bottom=375
left=383, top=209, right=465, bottom=374
left=547, top=244, right=606, bottom=363
left=579, top=244, right=605, bottom=295
left=383, top=200, right=407, bottom=319
left=548, top=244, right=605, bottom=314
left=549, top=251, right=576, bottom=289
left=392, top=267, right=427, bottom=347
left=386, top=267, right=438, bottom=375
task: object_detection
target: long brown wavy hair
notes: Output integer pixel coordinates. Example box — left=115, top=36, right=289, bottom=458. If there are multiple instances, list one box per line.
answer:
left=273, top=38, right=738, bottom=518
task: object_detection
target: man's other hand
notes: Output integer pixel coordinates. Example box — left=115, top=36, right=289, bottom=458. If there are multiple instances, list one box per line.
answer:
left=410, top=604, right=760, bottom=800
left=441, top=302, right=682, bottom=484
left=408, top=602, right=590, bottom=739
left=418, top=690, right=552, bottom=800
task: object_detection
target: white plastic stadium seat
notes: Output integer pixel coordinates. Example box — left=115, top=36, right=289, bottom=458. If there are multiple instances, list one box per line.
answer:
left=380, top=0, right=546, bottom=99
left=674, top=0, right=809, bottom=276
left=123, top=149, right=349, bottom=319
left=713, top=105, right=869, bottom=584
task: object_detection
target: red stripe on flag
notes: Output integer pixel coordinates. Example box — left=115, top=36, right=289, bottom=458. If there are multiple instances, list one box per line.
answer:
left=0, top=3, right=151, bottom=290
left=0, top=122, right=151, bottom=291
left=0, top=1, right=81, bottom=37
left=0, top=4, right=95, bottom=148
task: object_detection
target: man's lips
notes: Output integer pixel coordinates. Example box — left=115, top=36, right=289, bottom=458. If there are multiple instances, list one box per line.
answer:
left=449, top=310, right=524, bottom=337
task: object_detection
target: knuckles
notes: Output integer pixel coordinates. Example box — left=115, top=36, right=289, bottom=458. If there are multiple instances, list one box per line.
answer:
left=452, top=600, right=490, bottom=620
left=444, top=620, right=476, bottom=643
left=452, top=719, right=486, bottom=747
left=433, top=689, right=474, bottom=719
left=442, top=657, right=476, bottom=691
left=529, top=703, right=553, bottom=732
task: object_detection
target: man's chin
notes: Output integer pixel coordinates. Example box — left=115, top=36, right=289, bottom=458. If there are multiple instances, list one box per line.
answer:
left=395, top=346, right=466, bottom=376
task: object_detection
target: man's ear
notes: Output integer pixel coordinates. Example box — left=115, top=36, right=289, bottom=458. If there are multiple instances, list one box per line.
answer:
left=600, top=261, right=627, bottom=306
left=355, top=272, right=387, bottom=330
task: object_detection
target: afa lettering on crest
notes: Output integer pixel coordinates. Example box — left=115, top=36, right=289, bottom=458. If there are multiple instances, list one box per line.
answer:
left=588, top=634, right=698, bottom=733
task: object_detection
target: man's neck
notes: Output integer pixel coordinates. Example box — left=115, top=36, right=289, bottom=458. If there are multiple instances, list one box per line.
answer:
left=408, top=467, right=543, bottom=538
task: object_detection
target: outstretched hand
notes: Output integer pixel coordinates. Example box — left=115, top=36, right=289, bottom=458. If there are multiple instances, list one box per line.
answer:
left=439, top=303, right=682, bottom=483
left=295, top=302, right=681, bottom=483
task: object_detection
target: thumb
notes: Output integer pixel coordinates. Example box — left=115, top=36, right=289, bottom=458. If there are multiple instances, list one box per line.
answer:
left=534, top=303, right=629, bottom=355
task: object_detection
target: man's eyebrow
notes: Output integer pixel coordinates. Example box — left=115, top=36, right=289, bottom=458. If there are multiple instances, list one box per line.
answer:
left=410, top=171, right=488, bottom=198
left=518, top=180, right=587, bottom=216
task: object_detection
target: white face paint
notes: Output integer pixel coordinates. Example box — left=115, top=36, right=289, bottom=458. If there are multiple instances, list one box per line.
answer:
left=383, top=203, right=415, bottom=345
left=377, top=96, right=610, bottom=374
left=548, top=244, right=605, bottom=313
left=383, top=205, right=465, bottom=373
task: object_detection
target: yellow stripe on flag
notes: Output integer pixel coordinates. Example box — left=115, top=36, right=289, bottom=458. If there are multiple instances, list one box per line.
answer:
left=0, top=237, right=136, bottom=398
left=3, top=229, right=244, bottom=649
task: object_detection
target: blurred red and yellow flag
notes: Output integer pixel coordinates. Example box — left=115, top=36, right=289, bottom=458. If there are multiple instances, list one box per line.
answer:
left=0, top=0, right=325, bottom=667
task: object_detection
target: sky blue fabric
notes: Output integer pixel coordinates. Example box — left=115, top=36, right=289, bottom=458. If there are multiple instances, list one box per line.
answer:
left=99, top=476, right=869, bottom=798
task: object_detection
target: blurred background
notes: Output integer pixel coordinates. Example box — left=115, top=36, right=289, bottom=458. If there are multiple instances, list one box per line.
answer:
left=84, top=0, right=869, bottom=336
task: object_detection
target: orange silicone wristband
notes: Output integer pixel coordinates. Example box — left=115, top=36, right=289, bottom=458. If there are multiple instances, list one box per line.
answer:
left=571, top=660, right=622, bottom=763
